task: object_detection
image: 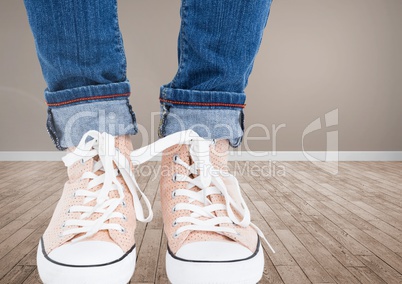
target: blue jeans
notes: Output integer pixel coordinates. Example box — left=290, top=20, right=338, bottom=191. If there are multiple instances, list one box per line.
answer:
left=24, top=0, right=272, bottom=150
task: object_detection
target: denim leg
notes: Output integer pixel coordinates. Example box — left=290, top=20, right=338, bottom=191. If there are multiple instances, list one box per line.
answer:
left=24, top=0, right=137, bottom=150
left=159, top=0, right=273, bottom=147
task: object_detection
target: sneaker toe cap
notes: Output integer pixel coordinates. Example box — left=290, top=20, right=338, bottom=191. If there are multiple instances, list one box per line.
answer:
left=175, top=241, right=254, bottom=262
left=47, top=241, right=125, bottom=266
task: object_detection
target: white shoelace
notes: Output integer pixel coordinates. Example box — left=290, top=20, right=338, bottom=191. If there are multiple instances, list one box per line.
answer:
left=61, top=131, right=153, bottom=242
left=131, top=130, right=275, bottom=253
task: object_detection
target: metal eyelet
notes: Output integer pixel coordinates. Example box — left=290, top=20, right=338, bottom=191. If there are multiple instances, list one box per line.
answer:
left=172, top=206, right=177, bottom=213
left=120, top=227, right=126, bottom=233
left=61, top=221, right=66, bottom=228
left=121, top=200, right=126, bottom=207
left=122, top=214, right=127, bottom=221
left=172, top=220, right=177, bottom=227
left=172, top=174, right=177, bottom=182
left=80, top=159, right=85, bottom=164
left=173, top=155, right=179, bottom=162
left=171, top=191, right=177, bottom=198
left=173, top=232, right=179, bottom=238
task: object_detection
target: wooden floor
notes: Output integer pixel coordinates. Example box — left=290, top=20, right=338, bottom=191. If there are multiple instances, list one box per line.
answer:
left=0, top=161, right=401, bottom=284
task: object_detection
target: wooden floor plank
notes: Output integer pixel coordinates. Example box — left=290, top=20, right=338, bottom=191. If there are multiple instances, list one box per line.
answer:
left=154, top=235, right=169, bottom=284
left=131, top=229, right=163, bottom=283
left=21, top=268, right=41, bottom=284
left=261, top=250, right=284, bottom=284
left=347, top=267, right=387, bottom=284
left=295, top=232, right=360, bottom=283
left=274, top=229, right=333, bottom=283
left=276, top=266, right=311, bottom=284
left=309, top=215, right=372, bottom=256
left=301, top=221, right=364, bottom=267
left=0, top=228, right=34, bottom=260
left=358, top=255, right=402, bottom=284
left=339, top=213, right=402, bottom=243
left=343, top=228, right=402, bottom=274
left=0, top=265, right=35, bottom=284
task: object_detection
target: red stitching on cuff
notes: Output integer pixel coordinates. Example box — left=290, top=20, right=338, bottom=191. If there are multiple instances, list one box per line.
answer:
left=159, top=98, right=246, bottom=108
left=47, top=93, right=130, bottom=107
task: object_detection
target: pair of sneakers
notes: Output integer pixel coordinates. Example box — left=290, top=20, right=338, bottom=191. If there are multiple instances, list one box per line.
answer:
left=37, top=130, right=274, bottom=284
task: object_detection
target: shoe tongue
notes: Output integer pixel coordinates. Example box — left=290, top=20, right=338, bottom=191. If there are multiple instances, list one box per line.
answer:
left=183, top=139, right=236, bottom=243
left=187, top=138, right=229, bottom=191
left=209, top=139, right=229, bottom=171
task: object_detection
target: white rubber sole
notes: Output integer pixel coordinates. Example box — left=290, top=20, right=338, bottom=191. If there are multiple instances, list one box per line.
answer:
left=166, top=244, right=264, bottom=284
left=37, top=241, right=136, bottom=284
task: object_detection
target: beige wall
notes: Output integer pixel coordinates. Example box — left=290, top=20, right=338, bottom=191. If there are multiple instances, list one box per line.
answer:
left=0, top=0, right=401, bottom=151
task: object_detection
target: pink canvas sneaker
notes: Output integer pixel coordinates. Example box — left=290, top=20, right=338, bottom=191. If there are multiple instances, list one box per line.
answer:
left=131, top=130, right=274, bottom=284
left=37, top=131, right=153, bottom=284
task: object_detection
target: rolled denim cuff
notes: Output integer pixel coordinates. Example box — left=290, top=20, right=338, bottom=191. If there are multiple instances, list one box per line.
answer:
left=158, top=86, right=245, bottom=147
left=45, top=81, right=137, bottom=150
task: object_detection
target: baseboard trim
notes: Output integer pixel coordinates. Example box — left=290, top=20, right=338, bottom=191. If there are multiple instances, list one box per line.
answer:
left=0, top=151, right=401, bottom=161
